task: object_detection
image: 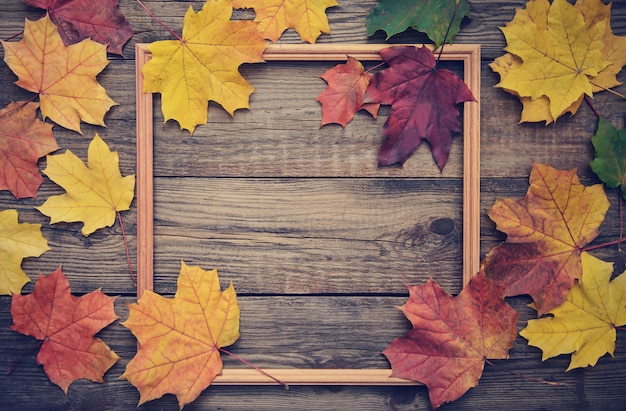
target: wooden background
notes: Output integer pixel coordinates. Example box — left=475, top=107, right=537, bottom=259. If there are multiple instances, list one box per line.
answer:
left=1, top=0, right=626, bottom=409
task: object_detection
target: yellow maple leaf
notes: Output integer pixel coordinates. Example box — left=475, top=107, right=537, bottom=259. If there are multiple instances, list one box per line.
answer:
left=121, top=261, right=240, bottom=408
left=490, top=0, right=626, bottom=123
left=0, top=209, right=50, bottom=295
left=233, top=0, right=338, bottom=43
left=143, top=0, right=266, bottom=133
left=520, top=252, right=626, bottom=371
left=36, top=134, right=135, bottom=236
left=1, top=14, right=117, bottom=133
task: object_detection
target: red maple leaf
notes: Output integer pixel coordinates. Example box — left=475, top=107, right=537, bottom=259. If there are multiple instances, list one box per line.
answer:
left=24, top=0, right=134, bottom=55
left=383, top=272, right=518, bottom=408
left=0, top=101, right=57, bottom=199
left=316, top=56, right=379, bottom=127
left=366, top=46, right=475, bottom=169
left=10, top=267, right=119, bottom=393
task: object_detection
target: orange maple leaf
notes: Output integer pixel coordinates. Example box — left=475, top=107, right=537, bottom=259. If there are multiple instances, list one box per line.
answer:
left=10, top=267, right=119, bottom=393
left=384, top=272, right=518, bottom=409
left=483, top=163, right=610, bottom=315
left=0, top=101, right=57, bottom=199
left=316, top=56, right=379, bottom=127
left=121, top=262, right=240, bottom=408
left=233, top=0, right=338, bottom=43
left=1, top=13, right=117, bottom=133
left=143, top=0, right=266, bottom=133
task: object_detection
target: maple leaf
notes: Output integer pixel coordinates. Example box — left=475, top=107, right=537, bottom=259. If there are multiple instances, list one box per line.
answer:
left=366, top=0, right=471, bottom=49
left=490, top=0, right=626, bottom=123
left=36, top=134, right=135, bottom=236
left=520, top=252, right=626, bottom=371
left=143, top=0, right=266, bottom=133
left=590, top=117, right=626, bottom=200
left=233, top=0, right=338, bottom=43
left=1, top=14, right=117, bottom=133
left=483, top=163, right=610, bottom=315
left=10, top=266, right=119, bottom=393
left=316, top=57, right=379, bottom=127
left=384, top=271, right=518, bottom=409
left=0, top=101, right=58, bottom=199
left=0, top=209, right=50, bottom=295
left=365, top=46, right=475, bottom=169
left=121, top=261, right=240, bottom=409
left=24, top=0, right=134, bottom=56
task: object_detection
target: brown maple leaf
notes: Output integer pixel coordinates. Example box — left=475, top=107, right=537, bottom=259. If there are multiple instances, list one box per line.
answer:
left=483, top=163, right=610, bottom=315
left=2, top=13, right=117, bottom=133
left=384, top=271, right=518, bottom=409
left=24, top=0, right=134, bottom=55
left=0, top=101, right=57, bottom=199
left=121, top=262, right=240, bottom=408
left=316, top=57, right=379, bottom=127
left=365, top=46, right=476, bottom=170
left=10, top=267, right=119, bottom=393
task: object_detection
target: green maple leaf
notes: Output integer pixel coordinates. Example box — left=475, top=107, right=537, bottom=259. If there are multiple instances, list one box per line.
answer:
left=590, top=117, right=626, bottom=200
left=365, top=0, right=470, bottom=48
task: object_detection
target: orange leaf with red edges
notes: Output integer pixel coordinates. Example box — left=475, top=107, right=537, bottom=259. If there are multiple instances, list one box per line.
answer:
left=0, top=101, right=57, bottom=199
left=316, top=57, right=379, bottom=127
left=483, top=163, right=610, bottom=315
left=10, top=267, right=119, bottom=393
left=384, top=272, right=518, bottom=409
left=121, top=262, right=240, bottom=408
left=2, top=14, right=117, bottom=133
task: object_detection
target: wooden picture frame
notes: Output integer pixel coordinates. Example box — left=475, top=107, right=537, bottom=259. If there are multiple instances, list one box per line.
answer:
left=135, top=43, right=481, bottom=386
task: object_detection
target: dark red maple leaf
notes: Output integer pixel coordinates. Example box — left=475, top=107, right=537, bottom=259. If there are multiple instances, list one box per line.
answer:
left=24, top=0, right=134, bottom=55
left=366, top=46, right=475, bottom=169
left=383, top=271, right=518, bottom=408
left=316, top=56, right=379, bottom=127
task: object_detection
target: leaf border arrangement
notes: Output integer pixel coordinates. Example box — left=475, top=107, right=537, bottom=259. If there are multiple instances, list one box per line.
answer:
left=2, top=0, right=626, bottom=409
left=134, top=42, right=481, bottom=385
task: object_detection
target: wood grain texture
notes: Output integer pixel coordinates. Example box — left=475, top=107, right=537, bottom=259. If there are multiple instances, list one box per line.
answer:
left=1, top=0, right=626, bottom=409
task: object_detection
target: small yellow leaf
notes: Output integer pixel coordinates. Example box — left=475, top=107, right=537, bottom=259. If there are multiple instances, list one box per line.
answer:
left=0, top=209, right=50, bottom=295
left=36, top=134, right=135, bottom=236
left=1, top=14, right=117, bottom=133
left=520, top=252, right=626, bottom=371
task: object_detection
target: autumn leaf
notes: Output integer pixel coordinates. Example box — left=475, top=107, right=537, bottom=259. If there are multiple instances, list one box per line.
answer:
left=233, top=0, right=338, bottom=43
left=520, top=252, right=626, bottom=371
left=366, top=0, right=471, bottom=48
left=121, top=261, right=240, bottom=408
left=590, top=117, right=626, bottom=200
left=490, top=0, right=626, bottom=123
left=365, top=46, right=475, bottom=169
left=1, top=13, right=117, bottom=133
left=23, top=0, right=134, bottom=55
left=143, top=0, right=266, bottom=133
left=36, top=134, right=135, bottom=236
left=0, top=101, right=57, bottom=199
left=10, top=266, right=119, bottom=393
left=0, top=209, right=50, bottom=295
left=316, top=57, right=379, bottom=127
left=483, top=163, right=610, bottom=315
left=384, top=272, right=518, bottom=409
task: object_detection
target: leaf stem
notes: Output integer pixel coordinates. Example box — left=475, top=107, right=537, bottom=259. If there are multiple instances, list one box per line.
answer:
left=3, top=30, right=24, bottom=42
left=616, top=326, right=626, bottom=332
left=485, top=359, right=567, bottom=387
left=584, top=95, right=601, bottom=119
left=436, top=0, right=460, bottom=67
left=117, top=211, right=135, bottom=284
left=7, top=340, right=44, bottom=375
left=134, top=0, right=183, bottom=41
left=219, top=348, right=289, bottom=389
